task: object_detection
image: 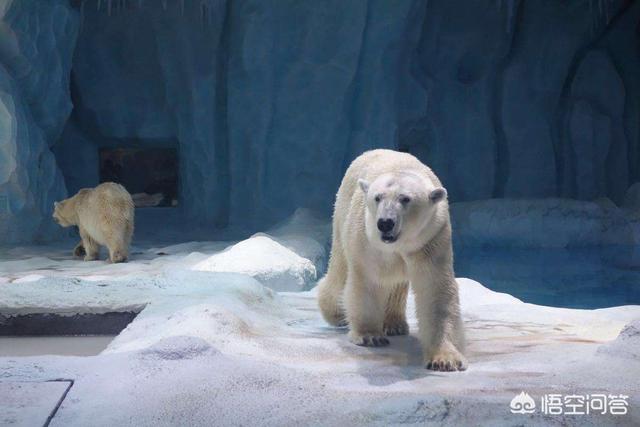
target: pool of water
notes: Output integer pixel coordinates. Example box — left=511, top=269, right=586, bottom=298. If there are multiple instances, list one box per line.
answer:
left=0, top=336, right=114, bottom=357
left=454, top=245, right=640, bottom=309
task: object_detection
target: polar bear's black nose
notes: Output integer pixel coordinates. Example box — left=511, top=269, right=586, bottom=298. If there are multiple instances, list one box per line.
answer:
left=377, top=218, right=395, bottom=233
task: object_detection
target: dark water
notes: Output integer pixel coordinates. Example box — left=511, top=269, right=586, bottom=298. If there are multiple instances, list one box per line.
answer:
left=454, top=246, right=640, bottom=309
left=0, top=336, right=113, bottom=357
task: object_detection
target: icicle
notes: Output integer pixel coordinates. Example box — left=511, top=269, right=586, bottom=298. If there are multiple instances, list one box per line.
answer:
left=505, top=0, right=515, bottom=34
left=107, top=0, right=112, bottom=17
left=181, top=0, right=185, bottom=16
left=138, top=0, right=143, bottom=10
left=162, top=0, right=168, bottom=11
left=199, top=0, right=214, bottom=27
left=201, top=2, right=207, bottom=27
left=598, top=0, right=604, bottom=17
left=97, top=0, right=102, bottom=12
left=593, top=0, right=611, bottom=30
left=80, top=0, right=85, bottom=31
left=590, top=0, right=595, bottom=35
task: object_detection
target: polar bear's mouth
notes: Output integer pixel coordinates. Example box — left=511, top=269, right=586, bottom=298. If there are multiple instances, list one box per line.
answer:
left=381, top=233, right=399, bottom=243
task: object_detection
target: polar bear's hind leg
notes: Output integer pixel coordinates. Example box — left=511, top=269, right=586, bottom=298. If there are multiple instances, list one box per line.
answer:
left=318, top=234, right=348, bottom=326
left=79, top=227, right=99, bottom=261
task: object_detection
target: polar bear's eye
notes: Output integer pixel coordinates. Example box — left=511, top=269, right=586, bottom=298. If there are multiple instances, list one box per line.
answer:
left=400, top=196, right=411, bottom=205
left=374, top=195, right=382, bottom=203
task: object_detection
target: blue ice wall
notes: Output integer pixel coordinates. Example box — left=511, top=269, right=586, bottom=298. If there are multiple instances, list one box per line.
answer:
left=0, top=0, right=78, bottom=243
left=53, top=0, right=640, bottom=232
left=2, top=0, right=639, bottom=243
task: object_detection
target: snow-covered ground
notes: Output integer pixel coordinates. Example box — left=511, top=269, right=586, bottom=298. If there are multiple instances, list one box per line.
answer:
left=1, top=209, right=639, bottom=426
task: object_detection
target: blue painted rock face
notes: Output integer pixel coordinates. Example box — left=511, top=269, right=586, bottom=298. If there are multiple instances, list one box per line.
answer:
left=2, top=0, right=639, bottom=243
left=0, top=0, right=76, bottom=244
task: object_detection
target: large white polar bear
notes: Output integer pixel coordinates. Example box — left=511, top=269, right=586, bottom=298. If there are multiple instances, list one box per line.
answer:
left=317, top=149, right=466, bottom=371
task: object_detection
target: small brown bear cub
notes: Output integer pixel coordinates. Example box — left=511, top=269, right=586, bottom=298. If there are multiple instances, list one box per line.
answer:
left=53, top=182, right=134, bottom=263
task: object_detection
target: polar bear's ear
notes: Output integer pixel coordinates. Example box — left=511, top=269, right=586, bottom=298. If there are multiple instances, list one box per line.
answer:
left=53, top=201, right=59, bottom=209
left=358, top=179, right=370, bottom=194
left=429, top=187, right=447, bottom=203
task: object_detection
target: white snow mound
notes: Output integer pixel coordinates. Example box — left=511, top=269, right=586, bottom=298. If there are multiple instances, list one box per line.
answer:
left=192, top=234, right=316, bottom=291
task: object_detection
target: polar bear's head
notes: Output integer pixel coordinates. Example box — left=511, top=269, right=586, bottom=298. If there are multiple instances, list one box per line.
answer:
left=52, top=200, right=75, bottom=227
left=358, top=172, right=447, bottom=249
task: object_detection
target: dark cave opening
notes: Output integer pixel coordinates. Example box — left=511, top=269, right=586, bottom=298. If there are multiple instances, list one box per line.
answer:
left=99, top=146, right=179, bottom=208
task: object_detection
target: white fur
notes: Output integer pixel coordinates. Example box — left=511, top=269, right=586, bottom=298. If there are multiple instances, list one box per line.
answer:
left=317, top=149, right=466, bottom=371
left=53, top=182, right=134, bottom=263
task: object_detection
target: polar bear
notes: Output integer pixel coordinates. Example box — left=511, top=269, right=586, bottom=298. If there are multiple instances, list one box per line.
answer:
left=317, top=149, right=466, bottom=371
left=53, top=182, right=134, bottom=263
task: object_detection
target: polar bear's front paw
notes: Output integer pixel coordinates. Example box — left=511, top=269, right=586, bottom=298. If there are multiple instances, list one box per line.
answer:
left=73, top=243, right=86, bottom=258
left=110, top=250, right=128, bottom=263
left=384, top=319, right=409, bottom=336
left=425, top=347, right=467, bottom=372
left=349, top=331, right=389, bottom=347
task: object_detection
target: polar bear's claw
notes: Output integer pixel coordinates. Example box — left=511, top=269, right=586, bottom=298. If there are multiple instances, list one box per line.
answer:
left=350, top=334, right=389, bottom=347
left=425, top=349, right=467, bottom=372
left=364, top=336, right=389, bottom=347
left=384, top=320, right=409, bottom=336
